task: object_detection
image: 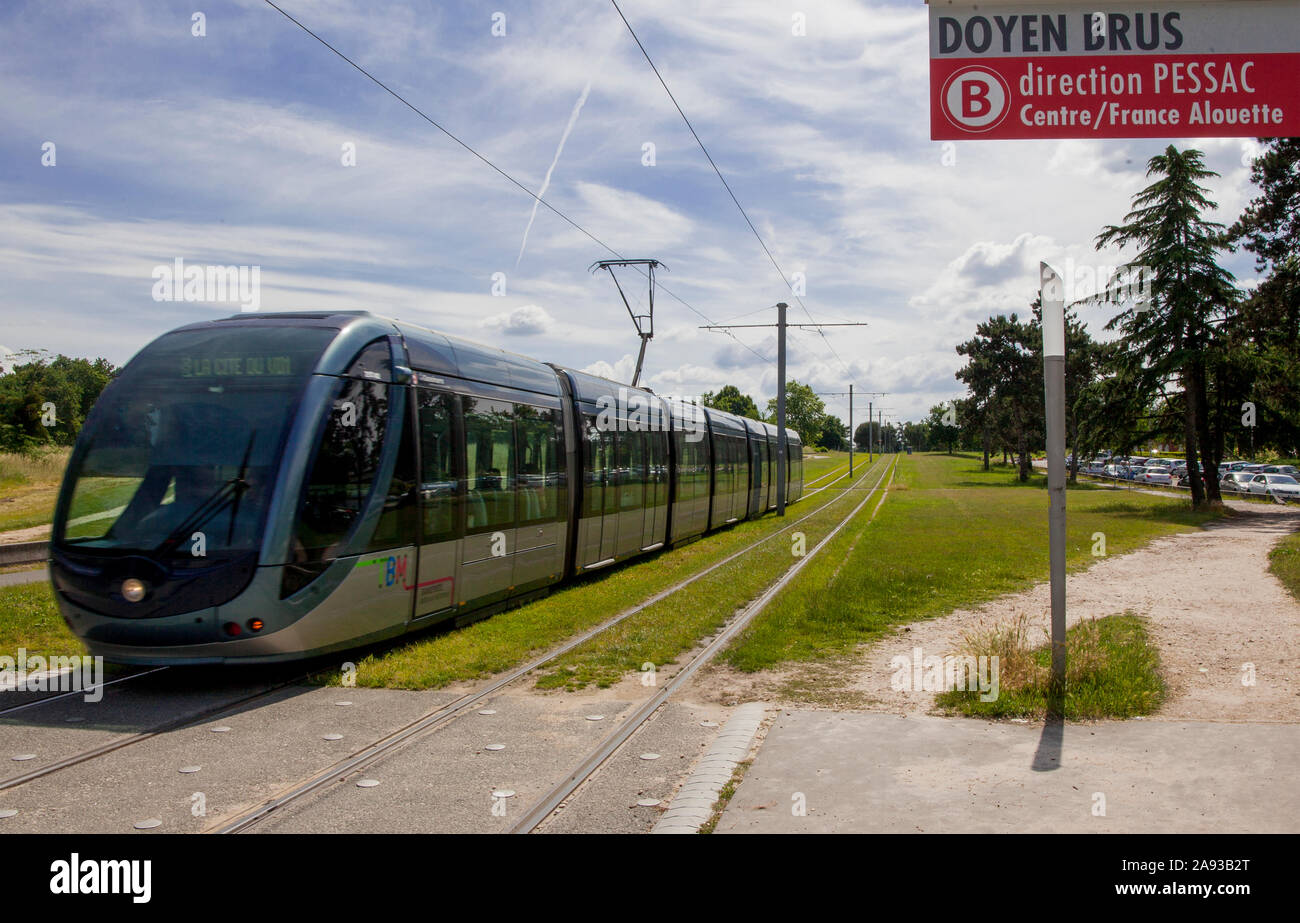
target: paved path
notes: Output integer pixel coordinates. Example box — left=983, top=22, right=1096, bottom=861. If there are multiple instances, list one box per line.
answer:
left=716, top=711, right=1300, bottom=833
left=0, top=567, right=47, bottom=588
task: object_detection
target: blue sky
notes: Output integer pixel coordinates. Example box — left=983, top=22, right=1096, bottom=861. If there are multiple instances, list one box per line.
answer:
left=0, top=0, right=1268, bottom=426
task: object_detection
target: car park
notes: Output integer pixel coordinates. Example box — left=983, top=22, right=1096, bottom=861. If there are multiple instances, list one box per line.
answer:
left=1221, top=472, right=1253, bottom=493
left=1140, top=466, right=1172, bottom=485
left=1246, top=473, right=1300, bottom=501
left=1262, top=465, right=1299, bottom=477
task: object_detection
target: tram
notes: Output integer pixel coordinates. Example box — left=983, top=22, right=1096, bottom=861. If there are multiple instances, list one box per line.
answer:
left=49, top=311, right=803, bottom=663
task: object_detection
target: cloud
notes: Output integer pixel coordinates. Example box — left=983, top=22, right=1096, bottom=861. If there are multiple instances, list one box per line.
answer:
left=482, top=304, right=554, bottom=336
left=581, top=353, right=638, bottom=384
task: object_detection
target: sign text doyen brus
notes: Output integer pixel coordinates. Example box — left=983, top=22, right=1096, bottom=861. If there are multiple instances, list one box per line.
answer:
left=936, top=11, right=1185, bottom=55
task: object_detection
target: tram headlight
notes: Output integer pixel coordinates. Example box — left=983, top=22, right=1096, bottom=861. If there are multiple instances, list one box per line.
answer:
left=121, top=578, right=147, bottom=603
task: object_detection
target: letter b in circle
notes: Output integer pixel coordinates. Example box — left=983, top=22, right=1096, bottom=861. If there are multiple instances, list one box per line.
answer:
left=941, top=66, right=1010, bottom=132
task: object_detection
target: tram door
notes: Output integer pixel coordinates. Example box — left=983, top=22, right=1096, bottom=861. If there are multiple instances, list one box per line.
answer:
left=643, top=430, right=668, bottom=549
left=615, top=429, right=645, bottom=557
left=459, top=396, right=516, bottom=606
left=413, top=387, right=460, bottom=620
left=513, top=402, right=564, bottom=591
left=748, top=432, right=763, bottom=517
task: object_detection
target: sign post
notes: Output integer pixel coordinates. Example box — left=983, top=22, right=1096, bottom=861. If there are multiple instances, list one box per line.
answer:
left=1040, top=263, right=1067, bottom=705
left=929, top=0, right=1300, bottom=141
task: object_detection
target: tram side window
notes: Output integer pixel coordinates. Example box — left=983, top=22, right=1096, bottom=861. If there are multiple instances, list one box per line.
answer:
left=418, top=389, right=460, bottom=543
left=621, top=429, right=645, bottom=511
left=584, top=415, right=606, bottom=517
left=464, top=397, right=514, bottom=533
left=292, top=378, right=388, bottom=564
left=604, top=430, right=622, bottom=517
left=516, top=404, right=562, bottom=525
left=648, top=431, right=667, bottom=508
left=366, top=396, right=417, bottom=553
left=691, top=436, right=709, bottom=499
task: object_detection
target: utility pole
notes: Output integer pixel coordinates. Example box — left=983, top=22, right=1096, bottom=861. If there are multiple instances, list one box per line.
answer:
left=701, top=310, right=867, bottom=516
left=820, top=388, right=888, bottom=474
left=777, top=302, right=787, bottom=515
left=1040, top=263, right=1067, bottom=710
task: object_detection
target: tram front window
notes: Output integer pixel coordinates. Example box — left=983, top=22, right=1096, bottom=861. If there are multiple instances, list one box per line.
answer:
left=56, top=326, right=332, bottom=560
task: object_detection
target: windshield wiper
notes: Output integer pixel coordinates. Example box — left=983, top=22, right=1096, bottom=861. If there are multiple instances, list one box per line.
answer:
left=153, top=431, right=256, bottom=556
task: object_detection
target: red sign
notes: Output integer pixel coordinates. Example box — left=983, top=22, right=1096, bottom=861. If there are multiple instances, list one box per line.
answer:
left=929, top=2, right=1300, bottom=140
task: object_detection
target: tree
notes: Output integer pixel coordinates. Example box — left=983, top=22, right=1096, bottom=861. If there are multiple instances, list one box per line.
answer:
left=818, top=414, right=848, bottom=451
left=1090, top=146, right=1238, bottom=507
left=925, top=403, right=959, bottom=454
left=853, top=419, right=885, bottom=452
left=1226, top=138, right=1300, bottom=457
left=701, top=384, right=761, bottom=421
left=0, top=350, right=118, bottom=452
left=902, top=420, right=930, bottom=452
left=956, top=312, right=1043, bottom=481
left=764, top=380, right=825, bottom=446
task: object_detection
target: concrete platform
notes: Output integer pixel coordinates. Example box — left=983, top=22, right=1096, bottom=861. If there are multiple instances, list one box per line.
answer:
left=715, top=711, right=1300, bottom=833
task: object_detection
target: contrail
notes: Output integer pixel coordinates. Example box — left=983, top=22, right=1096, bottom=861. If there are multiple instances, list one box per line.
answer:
left=515, top=77, right=595, bottom=268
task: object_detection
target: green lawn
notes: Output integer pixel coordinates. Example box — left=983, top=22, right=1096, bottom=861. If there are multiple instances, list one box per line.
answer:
left=0, top=581, right=85, bottom=660
left=336, top=456, right=889, bottom=689
left=721, top=452, right=1222, bottom=672
left=0, top=449, right=70, bottom=534
left=934, top=612, right=1165, bottom=720
left=1269, top=528, right=1300, bottom=601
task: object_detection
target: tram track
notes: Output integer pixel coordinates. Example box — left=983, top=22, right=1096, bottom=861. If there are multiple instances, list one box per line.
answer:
left=209, top=455, right=892, bottom=833
left=0, top=672, right=313, bottom=793
left=0, top=666, right=168, bottom=719
left=0, top=457, right=886, bottom=828
left=511, top=454, right=897, bottom=833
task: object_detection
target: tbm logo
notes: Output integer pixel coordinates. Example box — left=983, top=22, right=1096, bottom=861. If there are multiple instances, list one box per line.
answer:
left=358, top=554, right=408, bottom=588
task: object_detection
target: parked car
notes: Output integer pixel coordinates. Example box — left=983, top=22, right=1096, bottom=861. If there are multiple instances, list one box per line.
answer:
left=1125, top=466, right=1147, bottom=481
left=1262, top=465, right=1299, bottom=477
left=1221, top=472, right=1253, bottom=493
left=1246, top=473, right=1300, bottom=501
left=1139, top=466, right=1173, bottom=485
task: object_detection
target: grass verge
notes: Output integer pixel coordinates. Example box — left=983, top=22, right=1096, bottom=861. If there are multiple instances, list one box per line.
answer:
left=934, top=612, right=1165, bottom=720
left=332, top=456, right=890, bottom=689
left=0, top=581, right=85, bottom=660
left=0, top=449, right=69, bottom=534
left=1268, top=528, right=1300, bottom=601
left=722, top=451, right=1221, bottom=673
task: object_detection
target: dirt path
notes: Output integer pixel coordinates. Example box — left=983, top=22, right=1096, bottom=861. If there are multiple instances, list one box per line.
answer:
left=0, top=523, right=50, bottom=544
left=692, top=501, right=1300, bottom=724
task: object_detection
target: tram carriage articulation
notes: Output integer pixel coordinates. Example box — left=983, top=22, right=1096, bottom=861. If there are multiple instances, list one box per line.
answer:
left=50, top=311, right=804, bottom=664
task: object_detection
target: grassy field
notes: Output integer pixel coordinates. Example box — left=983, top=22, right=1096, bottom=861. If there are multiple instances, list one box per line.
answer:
left=721, top=452, right=1222, bottom=673
left=0, top=448, right=70, bottom=534
left=1269, top=528, right=1300, bottom=601
left=0, top=581, right=84, bottom=660
left=333, top=454, right=887, bottom=689
left=934, top=612, right=1165, bottom=719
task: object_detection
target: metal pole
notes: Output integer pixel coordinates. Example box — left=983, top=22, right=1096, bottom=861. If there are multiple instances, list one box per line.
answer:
left=868, top=401, right=873, bottom=463
left=1040, top=262, right=1068, bottom=706
left=849, top=384, right=854, bottom=476
left=776, top=302, right=787, bottom=516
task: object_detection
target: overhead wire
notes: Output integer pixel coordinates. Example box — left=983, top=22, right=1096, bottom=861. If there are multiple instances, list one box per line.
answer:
left=260, top=0, right=772, bottom=365
left=607, top=0, right=852, bottom=377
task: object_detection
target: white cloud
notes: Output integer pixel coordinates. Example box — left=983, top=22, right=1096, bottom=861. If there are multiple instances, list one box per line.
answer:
left=482, top=304, right=555, bottom=337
